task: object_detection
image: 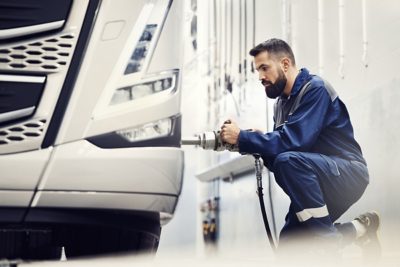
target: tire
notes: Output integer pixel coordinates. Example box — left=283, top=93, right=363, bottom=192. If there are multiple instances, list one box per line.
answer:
left=0, top=210, right=161, bottom=260
left=57, top=211, right=162, bottom=258
left=0, top=227, right=62, bottom=260
left=61, top=225, right=160, bottom=258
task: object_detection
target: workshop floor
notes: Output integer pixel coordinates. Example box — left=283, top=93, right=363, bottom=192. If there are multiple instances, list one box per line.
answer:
left=20, top=240, right=400, bottom=267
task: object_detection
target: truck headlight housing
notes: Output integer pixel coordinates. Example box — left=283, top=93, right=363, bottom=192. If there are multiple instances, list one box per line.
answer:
left=124, top=24, right=157, bottom=74
left=110, top=69, right=178, bottom=105
left=116, top=117, right=172, bottom=142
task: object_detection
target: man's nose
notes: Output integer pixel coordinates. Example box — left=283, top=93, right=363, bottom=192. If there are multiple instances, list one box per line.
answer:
left=259, top=73, right=265, bottom=81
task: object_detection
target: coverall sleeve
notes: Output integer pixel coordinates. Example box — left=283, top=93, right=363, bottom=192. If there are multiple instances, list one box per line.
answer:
left=238, top=85, right=331, bottom=157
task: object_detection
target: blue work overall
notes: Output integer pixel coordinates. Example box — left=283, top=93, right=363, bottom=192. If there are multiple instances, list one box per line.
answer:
left=238, top=68, right=369, bottom=243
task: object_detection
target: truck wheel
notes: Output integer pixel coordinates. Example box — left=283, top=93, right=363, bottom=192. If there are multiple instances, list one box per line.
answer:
left=62, top=225, right=160, bottom=258
left=0, top=227, right=62, bottom=260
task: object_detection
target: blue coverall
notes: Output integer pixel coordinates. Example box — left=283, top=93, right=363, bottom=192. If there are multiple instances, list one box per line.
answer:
left=238, top=68, right=369, bottom=243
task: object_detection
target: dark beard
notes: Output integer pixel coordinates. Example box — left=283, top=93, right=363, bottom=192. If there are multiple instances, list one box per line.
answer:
left=263, top=69, right=287, bottom=99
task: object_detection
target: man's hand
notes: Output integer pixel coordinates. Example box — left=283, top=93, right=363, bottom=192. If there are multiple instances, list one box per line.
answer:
left=220, top=119, right=240, bottom=145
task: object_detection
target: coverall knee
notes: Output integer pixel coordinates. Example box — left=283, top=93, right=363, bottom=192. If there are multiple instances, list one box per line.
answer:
left=270, top=151, right=369, bottom=243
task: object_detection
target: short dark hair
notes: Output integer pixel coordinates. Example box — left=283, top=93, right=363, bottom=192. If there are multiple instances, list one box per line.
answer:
left=249, top=38, right=296, bottom=65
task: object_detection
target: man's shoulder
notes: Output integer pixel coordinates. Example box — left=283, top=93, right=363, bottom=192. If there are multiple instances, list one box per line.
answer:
left=307, top=75, right=338, bottom=102
left=307, top=75, right=325, bottom=90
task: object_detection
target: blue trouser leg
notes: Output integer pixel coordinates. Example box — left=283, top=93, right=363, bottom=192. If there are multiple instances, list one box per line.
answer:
left=270, top=151, right=368, bottom=244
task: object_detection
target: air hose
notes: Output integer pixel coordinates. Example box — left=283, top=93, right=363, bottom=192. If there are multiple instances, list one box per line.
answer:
left=254, top=154, right=276, bottom=251
left=181, top=133, right=277, bottom=250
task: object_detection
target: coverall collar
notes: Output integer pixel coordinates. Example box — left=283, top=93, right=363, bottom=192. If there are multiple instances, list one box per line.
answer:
left=283, top=68, right=310, bottom=99
left=291, top=68, right=310, bottom=96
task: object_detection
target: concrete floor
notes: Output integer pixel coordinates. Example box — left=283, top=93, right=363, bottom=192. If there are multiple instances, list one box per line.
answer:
left=19, top=242, right=400, bottom=267
left=18, top=253, right=400, bottom=267
left=16, top=221, right=399, bottom=267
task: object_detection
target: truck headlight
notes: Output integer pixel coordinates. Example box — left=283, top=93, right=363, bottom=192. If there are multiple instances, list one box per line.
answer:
left=116, top=117, right=172, bottom=142
left=124, top=24, right=157, bottom=74
left=110, top=69, right=177, bottom=105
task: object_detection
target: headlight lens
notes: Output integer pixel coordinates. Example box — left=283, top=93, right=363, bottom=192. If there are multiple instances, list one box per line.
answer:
left=116, top=117, right=172, bottom=142
left=110, top=71, right=177, bottom=105
left=125, top=24, right=157, bottom=75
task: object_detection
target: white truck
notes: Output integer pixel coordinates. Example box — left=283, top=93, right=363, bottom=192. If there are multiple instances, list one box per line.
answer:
left=0, top=0, right=183, bottom=259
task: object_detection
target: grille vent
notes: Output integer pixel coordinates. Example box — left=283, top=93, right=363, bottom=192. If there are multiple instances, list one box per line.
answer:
left=0, top=34, right=75, bottom=73
left=0, top=119, right=46, bottom=145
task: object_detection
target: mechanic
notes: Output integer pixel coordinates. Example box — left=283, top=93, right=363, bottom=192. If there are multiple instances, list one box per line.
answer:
left=220, top=38, right=379, bottom=253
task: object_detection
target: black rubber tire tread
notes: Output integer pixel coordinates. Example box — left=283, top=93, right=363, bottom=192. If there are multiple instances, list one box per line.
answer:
left=62, top=225, right=160, bottom=258
left=0, top=227, right=62, bottom=260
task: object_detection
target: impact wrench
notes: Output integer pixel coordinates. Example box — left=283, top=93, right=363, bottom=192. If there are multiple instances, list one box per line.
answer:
left=181, top=126, right=276, bottom=251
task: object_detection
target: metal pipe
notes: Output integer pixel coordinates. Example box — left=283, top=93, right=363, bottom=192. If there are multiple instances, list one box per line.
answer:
left=338, top=0, right=345, bottom=79
left=238, top=0, right=243, bottom=107
left=181, top=136, right=201, bottom=146
left=251, top=0, right=256, bottom=73
left=244, top=0, right=248, bottom=82
left=318, top=0, right=324, bottom=75
left=362, top=0, right=368, bottom=68
left=282, top=0, right=292, bottom=45
left=229, top=0, right=233, bottom=74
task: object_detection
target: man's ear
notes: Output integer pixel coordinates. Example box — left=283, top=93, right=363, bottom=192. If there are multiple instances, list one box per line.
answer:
left=281, top=57, right=290, bottom=72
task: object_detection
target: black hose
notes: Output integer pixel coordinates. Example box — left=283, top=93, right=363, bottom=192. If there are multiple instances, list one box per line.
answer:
left=254, top=155, right=276, bottom=251
left=257, top=183, right=276, bottom=251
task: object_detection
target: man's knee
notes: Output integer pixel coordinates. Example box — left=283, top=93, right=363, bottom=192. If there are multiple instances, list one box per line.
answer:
left=272, top=151, right=317, bottom=188
left=273, top=151, right=304, bottom=172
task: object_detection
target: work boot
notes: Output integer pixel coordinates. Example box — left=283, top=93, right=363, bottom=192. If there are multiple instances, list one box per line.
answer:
left=355, top=211, right=381, bottom=260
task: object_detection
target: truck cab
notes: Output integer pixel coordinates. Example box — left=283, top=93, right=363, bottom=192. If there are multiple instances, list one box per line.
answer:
left=0, top=0, right=183, bottom=259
